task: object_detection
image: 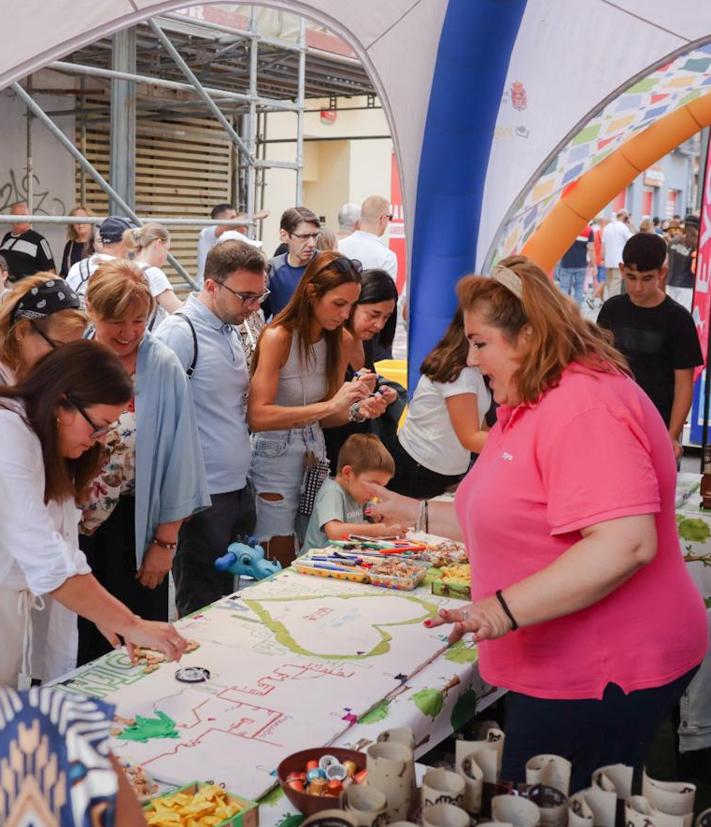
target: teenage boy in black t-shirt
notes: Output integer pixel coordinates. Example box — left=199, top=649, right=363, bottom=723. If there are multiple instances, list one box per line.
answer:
left=597, top=232, right=703, bottom=460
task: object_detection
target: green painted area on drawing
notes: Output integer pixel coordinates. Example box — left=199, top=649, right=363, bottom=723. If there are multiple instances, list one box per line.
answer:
left=450, top=689, right=478, bottom=731
left=243, top=593, right=437, bottom=660
left=359, top=699, right=390, bottom=724
left=444, top=640, right=478, bottom=664
left=677, top=515, right=711, bottom=543
left=117, top=711, right=180, bottom=742
left=412, top=688, right=445, bottom=719
left=259, top=785, right=286, bottom=807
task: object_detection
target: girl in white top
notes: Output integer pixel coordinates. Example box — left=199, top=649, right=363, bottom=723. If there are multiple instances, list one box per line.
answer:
left=123, top=222, right=183, bottom=329
left=390, top=308, right=490, bottom=499
left=0, top=339, right=187, bottom=687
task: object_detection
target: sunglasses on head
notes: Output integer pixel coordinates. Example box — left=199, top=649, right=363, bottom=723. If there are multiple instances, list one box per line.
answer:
left=331, top=257, right=363, bottom=275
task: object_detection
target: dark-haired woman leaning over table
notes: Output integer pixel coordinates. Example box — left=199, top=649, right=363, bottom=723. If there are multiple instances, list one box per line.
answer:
left=0, top=341, right=187, bottom=687
left=366, top=255, right=708, bottom=791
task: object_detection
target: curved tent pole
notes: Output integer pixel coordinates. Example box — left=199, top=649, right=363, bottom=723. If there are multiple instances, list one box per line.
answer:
left=521, top=91, right=711, bottom=270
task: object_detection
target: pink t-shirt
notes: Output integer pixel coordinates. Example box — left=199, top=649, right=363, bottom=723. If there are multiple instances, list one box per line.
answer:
left=455, top=362, right=708, bottom=700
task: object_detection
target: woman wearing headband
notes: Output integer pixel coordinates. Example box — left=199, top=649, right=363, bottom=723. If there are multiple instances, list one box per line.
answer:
left=0, top=274, right=87, bottom=385
left=0, top=340, right=187, bottom=686
left=248, top=251, right=388, bottom=566
left=366, top=255, right=707, bottom=790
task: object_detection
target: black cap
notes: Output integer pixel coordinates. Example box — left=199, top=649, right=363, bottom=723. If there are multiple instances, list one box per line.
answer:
left=99, top=216, right=135, bottom=244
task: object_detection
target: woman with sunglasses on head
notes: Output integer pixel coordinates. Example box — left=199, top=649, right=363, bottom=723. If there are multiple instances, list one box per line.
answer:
left=249, top=251, right=388, bottom=566
left=0, top=274, right=87, bottom=385
left=0, top=340, right=188, bottom=686
left=77, top=259, right=210, bottom=664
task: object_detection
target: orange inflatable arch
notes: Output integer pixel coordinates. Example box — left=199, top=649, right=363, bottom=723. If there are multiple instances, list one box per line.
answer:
left=521, top=91, right=711, bottom=271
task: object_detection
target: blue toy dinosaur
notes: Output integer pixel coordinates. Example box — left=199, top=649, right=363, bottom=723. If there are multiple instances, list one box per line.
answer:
left=214, top=537, right=281, bottom=582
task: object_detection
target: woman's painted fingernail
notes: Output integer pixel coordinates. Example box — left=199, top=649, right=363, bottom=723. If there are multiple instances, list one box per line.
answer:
left=424, top=619, right=433, bottom=627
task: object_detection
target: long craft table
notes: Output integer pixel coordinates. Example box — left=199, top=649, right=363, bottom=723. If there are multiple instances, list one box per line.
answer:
left=673, top=473, right=711, bottom=754
left=52, top=544, right=497, bottom=807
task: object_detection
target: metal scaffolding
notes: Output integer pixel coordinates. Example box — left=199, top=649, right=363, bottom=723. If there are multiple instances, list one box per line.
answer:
left=8, top=8, right=376, bottom=288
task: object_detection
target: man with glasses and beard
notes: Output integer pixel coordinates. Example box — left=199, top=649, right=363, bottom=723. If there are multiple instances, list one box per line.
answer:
left=155, top=240, right=268, bottom=615
left=262, top=206, right=321, bottom=319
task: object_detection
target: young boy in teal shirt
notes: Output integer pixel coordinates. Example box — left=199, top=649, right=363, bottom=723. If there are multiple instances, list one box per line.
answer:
left=302, top=434, right=407, bottom=552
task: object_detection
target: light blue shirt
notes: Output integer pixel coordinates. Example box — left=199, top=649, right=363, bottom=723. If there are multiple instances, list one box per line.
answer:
left=134, top=333, right=210, bottom=563
left=156, top=294, right=252, bottom=495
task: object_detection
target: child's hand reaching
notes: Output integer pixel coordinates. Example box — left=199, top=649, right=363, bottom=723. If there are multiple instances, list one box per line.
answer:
left=375, top=522, right=409, bottom=537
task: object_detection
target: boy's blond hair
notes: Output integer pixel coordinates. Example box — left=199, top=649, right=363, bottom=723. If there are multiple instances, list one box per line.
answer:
left=337, top=433, right=395, bottom=476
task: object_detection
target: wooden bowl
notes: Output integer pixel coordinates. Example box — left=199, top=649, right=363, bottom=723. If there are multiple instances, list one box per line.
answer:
left=277, top=747, right=367, bottom=816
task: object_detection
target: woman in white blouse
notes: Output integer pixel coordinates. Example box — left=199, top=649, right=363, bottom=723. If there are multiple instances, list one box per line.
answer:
left=0, top=339, right=187, bottom=687
left=388, top=308, right=490, bottom=499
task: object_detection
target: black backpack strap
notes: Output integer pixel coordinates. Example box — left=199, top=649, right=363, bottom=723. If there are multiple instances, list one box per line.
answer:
left=174, top=312, right=198, bottom=378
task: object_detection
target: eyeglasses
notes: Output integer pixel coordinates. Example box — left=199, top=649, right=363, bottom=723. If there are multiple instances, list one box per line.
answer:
left=382, top=213, right=393, bottom=221
left=218, top=282, right=271, bottom=306
left=65, top=392, right=114, bottom=440
left=31, top=321, right=60, bottom=350
left=289, top=231, right=321, bottom=241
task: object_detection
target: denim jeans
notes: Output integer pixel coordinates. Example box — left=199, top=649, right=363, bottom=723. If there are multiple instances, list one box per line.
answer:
left=250, top=424, right=326, bottom=544
left=557, top=267, right=586, bottom=305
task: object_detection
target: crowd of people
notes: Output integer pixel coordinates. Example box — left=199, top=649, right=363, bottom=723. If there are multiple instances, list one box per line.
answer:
left=556, top=209, right=700, bottom=312
left=0, top=192, right=708, bottom=803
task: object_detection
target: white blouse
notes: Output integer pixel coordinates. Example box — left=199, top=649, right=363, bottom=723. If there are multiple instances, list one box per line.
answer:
left=0, top=404, right=90, bottom=593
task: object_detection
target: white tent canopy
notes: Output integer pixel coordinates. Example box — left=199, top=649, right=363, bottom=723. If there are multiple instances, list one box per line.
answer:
left=3, top=1, right=711, bottom=380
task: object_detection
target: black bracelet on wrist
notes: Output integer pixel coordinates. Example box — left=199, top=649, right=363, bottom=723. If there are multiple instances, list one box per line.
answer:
left=495, top=589, right=519, bottom=631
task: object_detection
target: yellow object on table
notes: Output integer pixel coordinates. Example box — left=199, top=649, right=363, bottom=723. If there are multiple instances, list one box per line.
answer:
left=144, top=783, right=258, bottom=827
left=374, top=359, right=407, bottom=390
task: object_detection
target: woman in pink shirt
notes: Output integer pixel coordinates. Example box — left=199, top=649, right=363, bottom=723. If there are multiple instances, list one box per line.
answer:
left=368, top=255, right=707, bottom=790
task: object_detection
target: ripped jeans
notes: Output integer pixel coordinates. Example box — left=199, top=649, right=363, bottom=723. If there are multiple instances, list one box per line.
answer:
left=250, top=424, right=326, bottom=547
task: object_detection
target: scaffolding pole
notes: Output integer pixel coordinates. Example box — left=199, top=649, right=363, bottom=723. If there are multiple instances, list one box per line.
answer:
left=25, top=75, right=33, bottom=214
left=245, top=8, right=258, bottom=228
left=10, top=82, right=198, bottom=290
left=0, top=215, right=266, bottom=226
left=148, top=18, right=252, bottom=160
left=50, top=60, right=299, bottom=112
left=295, top=17, right=306, bottom=206
left=109, top=29, right=136, bottom=213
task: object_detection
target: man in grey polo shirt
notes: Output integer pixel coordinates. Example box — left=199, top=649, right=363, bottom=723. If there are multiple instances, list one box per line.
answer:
left=156, top=240, right=268, bottom=615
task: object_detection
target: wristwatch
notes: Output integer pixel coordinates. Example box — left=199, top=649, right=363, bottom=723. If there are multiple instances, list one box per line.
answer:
left=348, top=402, right=367, bottom=423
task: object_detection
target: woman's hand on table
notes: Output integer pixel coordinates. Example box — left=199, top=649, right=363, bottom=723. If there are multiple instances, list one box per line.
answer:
left=363, top=483, right=419, bottom=527
left=425, top=597, right=513, bottom=644
left=137, top=545, right=173, bottom=589
left=98, top=618, right=188, bottom=663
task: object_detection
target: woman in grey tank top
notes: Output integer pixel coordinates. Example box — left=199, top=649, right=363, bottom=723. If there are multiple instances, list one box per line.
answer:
left=249, top=251, right=388, bottom=566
